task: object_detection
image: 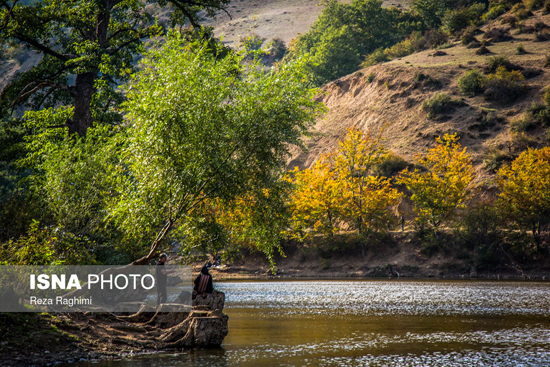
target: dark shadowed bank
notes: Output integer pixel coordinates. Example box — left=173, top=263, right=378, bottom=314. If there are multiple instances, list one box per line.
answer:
left=209, top=231, right=550, bottom=281
left=0, top=291, right=227, bottom=366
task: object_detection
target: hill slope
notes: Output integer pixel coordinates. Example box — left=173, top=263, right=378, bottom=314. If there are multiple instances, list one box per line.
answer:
left=289, top=10, right=550, bottom=181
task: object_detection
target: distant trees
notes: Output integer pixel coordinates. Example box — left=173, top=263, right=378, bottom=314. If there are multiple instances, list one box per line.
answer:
left=285, top=0, right=409, bottom=85
left=286, top=128, right=401, bottom=254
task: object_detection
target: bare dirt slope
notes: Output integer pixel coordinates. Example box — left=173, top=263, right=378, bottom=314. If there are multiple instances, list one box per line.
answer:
left=288, top=10, right=550, bottom=181
left=201, top=0, right=411, bottom=47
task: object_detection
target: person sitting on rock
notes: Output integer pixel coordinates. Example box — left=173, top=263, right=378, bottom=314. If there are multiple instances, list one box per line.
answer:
left=193, top=262, right=213, bottom=299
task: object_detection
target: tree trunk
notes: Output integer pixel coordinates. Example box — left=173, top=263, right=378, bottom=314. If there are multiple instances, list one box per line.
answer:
left=69, top=72, right=96, bottom=136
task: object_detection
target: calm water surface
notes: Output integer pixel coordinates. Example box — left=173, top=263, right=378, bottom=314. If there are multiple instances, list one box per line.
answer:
left=73, top=280, right=550, bottom=366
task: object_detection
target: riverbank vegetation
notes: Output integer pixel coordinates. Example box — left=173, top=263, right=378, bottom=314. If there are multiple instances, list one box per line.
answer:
left=1, top=0, right=550, bottom=276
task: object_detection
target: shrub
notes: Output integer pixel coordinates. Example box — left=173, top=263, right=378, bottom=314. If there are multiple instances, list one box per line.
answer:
left=442, top=3, right=486, bottom=35
left=374, top=153, right=410, bottom=178
left=512, top=3, right=533, bottom=18
left=269, top=38, right=287, bottom=60
left=487, top=55, right=520, bottom=72
left=534, top=21, right=549, bottom=31
left=476, top=45, right=491, bottom=54
left=483, top=5, right=507, bottom=21
left=240, top=33, right=266, bottom=52
left=544, top=86, right=550, bottom=105
left=415, top=72, right=441, bottom=89
left=484, top=148, right=515, bottom=173
left=525, top=101, right=550, bottom=126
left=516, top=23, right=536, bottom=33
left=510, top=115, right=539, bottom=131
left=366, top=73, right=375, bottom=83
left=483, top=27, right=512, bottom=42
left=501, top=14, right=518, bottom=27
left=544, top=0, right=550, bottom=14
left=461, top=26, right=479, bottom=45
left=362, top=48, right=389, bottom=68
left=484, top=66, right=526, bottom=103
left=421, top=93, right=465, bottom=119
left=422, top=29, right=449, bottom=49
left=516, top=43, right=527, bottom=54
left=458, top=69, right=486, bottom=96
left=467, top=41, right=482, bottom=48
left=545, top=53, right=550, bottom=67
left=535, top=30, right=550, bottom=41
left=523, top=0, right=545, bottom=10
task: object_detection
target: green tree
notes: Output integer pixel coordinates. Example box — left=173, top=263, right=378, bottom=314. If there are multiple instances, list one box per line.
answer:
left=0, top=0, right=230, bottom=136
left=412, top=0, right=454, bottom=29
left=285, top=0, right=406, bottom=85
left=109, top=34, right=323, bottom=264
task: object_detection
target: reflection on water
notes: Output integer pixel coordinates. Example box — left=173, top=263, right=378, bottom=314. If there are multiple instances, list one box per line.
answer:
left=71, top=280, right=550, bottom=367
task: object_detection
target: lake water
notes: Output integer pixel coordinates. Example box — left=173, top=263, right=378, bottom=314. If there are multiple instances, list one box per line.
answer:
left=73, top=279, right=550, bottom=366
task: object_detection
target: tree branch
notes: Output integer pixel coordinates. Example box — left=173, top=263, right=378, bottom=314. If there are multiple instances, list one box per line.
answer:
left=15, top=34, right=70, bottom=61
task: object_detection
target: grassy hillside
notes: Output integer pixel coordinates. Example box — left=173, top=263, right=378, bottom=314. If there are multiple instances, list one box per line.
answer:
left=201, top=0, right=411, bottom=47
left=289, top=10, right=550, bottom=184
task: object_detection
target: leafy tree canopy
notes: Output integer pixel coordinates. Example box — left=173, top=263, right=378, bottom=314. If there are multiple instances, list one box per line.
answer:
left=397, top=133, right=476, bottom=231
left=108, top=33, right=324, bottom=264
left=0, top=0, right=230, bottom=136
left=497, top=147, right=550, bottom=243
left=285, top=0, right=412, bottom=86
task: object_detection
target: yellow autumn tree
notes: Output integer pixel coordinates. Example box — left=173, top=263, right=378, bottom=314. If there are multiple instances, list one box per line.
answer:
left=334, top=127, right=401, bottom=255
left=286, top=155, right=341, bottom=241
left=397, top=134, right=475, bottom=232
left=497, top=147, right=550, bottom=245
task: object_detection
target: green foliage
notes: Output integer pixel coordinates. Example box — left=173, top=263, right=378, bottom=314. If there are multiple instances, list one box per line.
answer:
left=113, top=33, right=323, bottom=264
left=0, top=220, right=97, bottom=265
left=523, top=0, right=545, bottom=10
left=421, top=93, right=465, bottom=119
left=456, top=198, right=503, bottom=269
left=0, top=0, right=230, bottom=135
left=458, top=69, right=486, bottom=96
left=285, top=0, right=410, bottom=85
left=362, top=48, right=390, bottom=67
left=461, top=26, right=479, bottom=44
left=412, top=0, right=454, bottom=29
left=484, top=66, right=526, bottom=103
left=487, top=55, right=518, bottom=72
left=373, top=153, right=410, bottom=178
left=442, top=3, right=486, bottom=35
left=240, top=33, right=267, bottom=60
left=514, top=88, right=550, bottom=129
left=516, top=43, right=527, bottom=54
left=482, top=4, right=507, bottom=21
